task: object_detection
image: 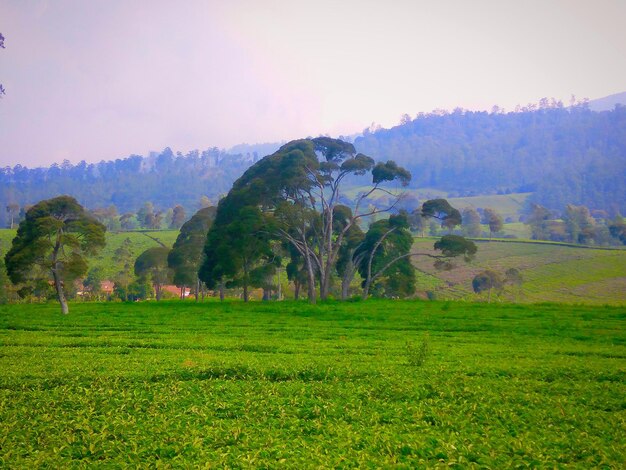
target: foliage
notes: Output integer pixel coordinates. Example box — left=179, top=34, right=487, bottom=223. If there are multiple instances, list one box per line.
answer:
left=482, top=208, right=503, bottom=239
left=0, top=301, right=624, bottom=467
left=168, top=207, right=215, bottom=292
left=356, top=212, right=416, bottom=298
left=461, top=207, right=482, bottom=237
left=4, top=196, right=106, bottom=313
left=201, top=138, right=412, bottom=303
left=421, top=199, right=461, bottom=231
left=472, top=270, right=503, bottom=302
left=134, top=247, right=172, bottom=301
left=355, top=105, right=626, bottom=213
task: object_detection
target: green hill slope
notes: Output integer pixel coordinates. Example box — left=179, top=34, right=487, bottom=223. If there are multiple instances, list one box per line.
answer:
left=412, top=238, right=626, bottom=304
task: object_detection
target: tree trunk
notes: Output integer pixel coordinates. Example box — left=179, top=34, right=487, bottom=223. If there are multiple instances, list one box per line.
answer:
left=52, top=267, right=69, bottom=314
left=488, top=287, right=492, bottom=303
left=243, top=282, right=249, bottom=302
left=341, top=276, right=351, bottom=300
left=195, top=278, right=200, bottom=302
left=294, top=281, right=300, bottom=300
left=304, top=251, right=316, bottom=304
left=361, top=278, right=372, bottom=300
left=219, top=279, right=225, bottom=301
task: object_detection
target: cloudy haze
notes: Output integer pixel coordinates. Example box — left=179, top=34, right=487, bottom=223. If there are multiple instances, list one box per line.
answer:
left=1, top=0, right=625, bottom=167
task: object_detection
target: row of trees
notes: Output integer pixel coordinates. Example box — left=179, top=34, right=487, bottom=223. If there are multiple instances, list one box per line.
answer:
left=1, top=139, right=478, bottom=312
left=198, top=138, right=477, bottom=304
left=525, top=203, right=626, bottom=245
left=3, top=104, right=625, bottom=231
left=5, top=199, right=212, bottom=232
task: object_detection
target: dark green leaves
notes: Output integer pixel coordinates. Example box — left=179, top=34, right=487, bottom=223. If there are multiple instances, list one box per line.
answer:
left=372, top=161, right=411, bottom=186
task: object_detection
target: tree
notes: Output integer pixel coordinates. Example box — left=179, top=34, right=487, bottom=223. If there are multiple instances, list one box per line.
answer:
left=168, top=206, right=215, bottom=300
left=134, top=247, right=172, bottom=301
left=608, top=219, right=626, bottom=245
left=461, top=208, right=482, bottom=237
left=526, top=203, right=552, bottom=240
left=200, top=204, right=274, bottom=302
left=201, top=138, right=411, bottom=304
left=472, top=270, right=503, bottom=302
left=482, top=208, right=503, bottom=240
left=6, top=203, right=19, bottom=229
left=112, top=237, right=134, bottom=301
left=4, top=196, right=106, bottom=314
left=563, top=204, right=595, bottom=244
left=170, top=205, right=186, bottom=229
left=356, top=212, right=415, bottom=299
left=504, top=268, right=523, bottom=301
left=422, top=199, right=461, bottom=232
left=83, top=267, right=104, bottom=300
left=0, top=248, right=10, bottom=304
left=408, top=207, right=426, bottom=237
left=271, top=138, right=411, bottom=303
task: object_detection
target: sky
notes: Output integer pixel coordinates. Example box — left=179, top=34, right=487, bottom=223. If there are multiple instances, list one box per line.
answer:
left=1, top=0, right=625, bottom=167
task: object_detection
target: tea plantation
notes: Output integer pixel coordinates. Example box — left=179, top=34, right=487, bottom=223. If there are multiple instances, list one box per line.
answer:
left=1, top=300, right=624, bottom=467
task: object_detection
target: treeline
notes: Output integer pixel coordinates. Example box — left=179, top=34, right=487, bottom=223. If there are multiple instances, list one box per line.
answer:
left=354, top=102, right=626, bottom=214
left=2, top=102, right=625, bottom=229
left=0, top=147, right=262, bottom=228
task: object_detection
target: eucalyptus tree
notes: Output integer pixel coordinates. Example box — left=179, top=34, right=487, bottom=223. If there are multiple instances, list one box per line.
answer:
left=201, top=138, right=411, bottom=304
left=168, top=206, right=216, bottom=300
left=482, top=208, right=503, bottom=240
left=4, top=196, right=106, bottom=314
left=135, top=247, right=172, bottom=301
left=271, top=138, right=411, bottom=303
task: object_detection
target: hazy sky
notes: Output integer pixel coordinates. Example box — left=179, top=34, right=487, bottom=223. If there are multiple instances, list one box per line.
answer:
left=1, top=0, right=625, bottom=167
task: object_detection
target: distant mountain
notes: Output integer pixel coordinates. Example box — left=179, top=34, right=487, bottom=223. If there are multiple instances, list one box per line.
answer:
left=355, top=104, right=626, bottom=214
left=588, top=91, right=626, bottom=112
left=2, top=102, right=625, bottom=229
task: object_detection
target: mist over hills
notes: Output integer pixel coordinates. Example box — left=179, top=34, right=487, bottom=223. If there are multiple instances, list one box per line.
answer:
left=1, top=97, right=625, bottom=227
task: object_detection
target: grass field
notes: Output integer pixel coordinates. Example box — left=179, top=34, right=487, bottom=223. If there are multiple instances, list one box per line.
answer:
left=411, top=238, right=626, bottom=305
left=0, top=300, right=624, bottom=467
left=447, top=193, right=531, bottom=221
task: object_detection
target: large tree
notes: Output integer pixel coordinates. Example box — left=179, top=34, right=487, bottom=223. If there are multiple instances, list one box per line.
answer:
left=168, top=206, right=216, bottom=300
left=201, top=138, right=410, bottom=303
left=482, top=208, right=503, bottom=240
left=134, top=247, right=172, bottom=301
left=4, top=196, right=106, bottom=314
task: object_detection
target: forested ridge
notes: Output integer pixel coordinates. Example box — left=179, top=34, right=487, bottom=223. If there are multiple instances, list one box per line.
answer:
left=2, top=104, right=625, bottom=228
left=355, top=104, right=626, bottom=213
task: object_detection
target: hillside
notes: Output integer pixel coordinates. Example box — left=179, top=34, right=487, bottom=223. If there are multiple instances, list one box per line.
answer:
left=354, top=105, right=626, bottom=213
left=411, top=238, right=626, bottom=304
left=2, top=102, right=626, bottom=230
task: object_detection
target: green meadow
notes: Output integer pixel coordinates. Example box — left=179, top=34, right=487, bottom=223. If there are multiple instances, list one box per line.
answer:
left=1, top=300, right=625, bottom=467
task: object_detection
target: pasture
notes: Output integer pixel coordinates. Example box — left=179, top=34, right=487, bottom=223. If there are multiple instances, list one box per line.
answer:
left=1, top=300, right=624, bottom=467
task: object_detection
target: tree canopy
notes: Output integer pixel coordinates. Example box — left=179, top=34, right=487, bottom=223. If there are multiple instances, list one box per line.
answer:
left=4, top=196, right=106, bottom=313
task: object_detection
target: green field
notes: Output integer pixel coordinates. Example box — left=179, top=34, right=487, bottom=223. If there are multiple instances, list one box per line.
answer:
left=447, top=193, right=531, bottom=221
left=0, top=301, right=624, bottom=467
left=411, top=238, right=626, bottom=304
